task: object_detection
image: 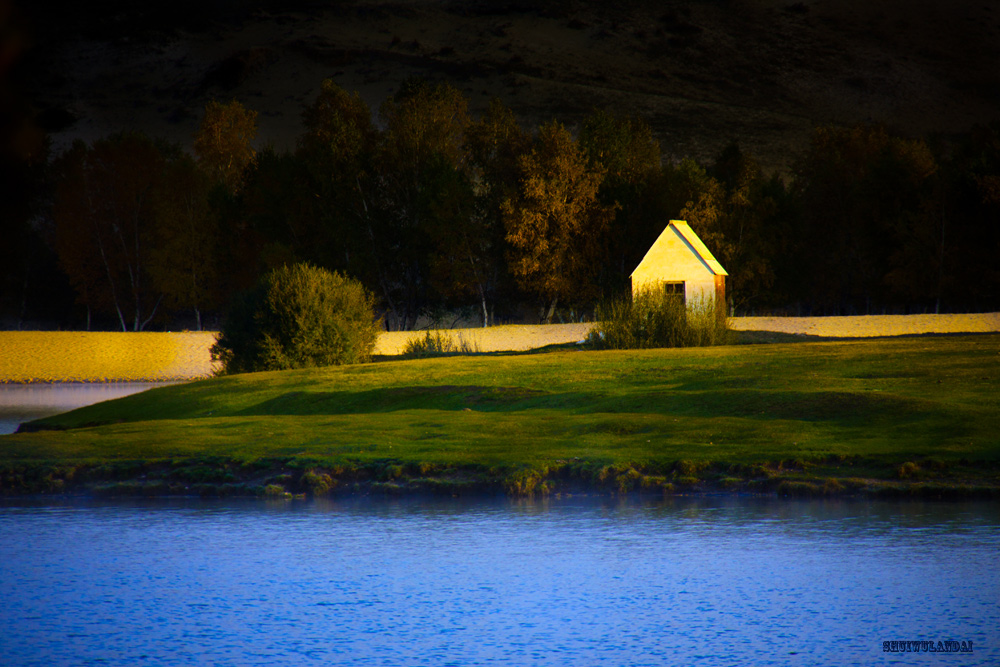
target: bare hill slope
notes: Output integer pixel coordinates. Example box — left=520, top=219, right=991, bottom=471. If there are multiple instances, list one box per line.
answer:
left=17, top=0, right=1000, bottom=171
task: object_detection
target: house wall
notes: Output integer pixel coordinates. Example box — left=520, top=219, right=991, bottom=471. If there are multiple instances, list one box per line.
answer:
left=714, top=274, right=727, bottom=321
left=631, top=225, right=719, bottom=307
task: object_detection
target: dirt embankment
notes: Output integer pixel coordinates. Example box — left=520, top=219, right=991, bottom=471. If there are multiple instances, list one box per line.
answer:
left=2, top=314, right=998, bottom=382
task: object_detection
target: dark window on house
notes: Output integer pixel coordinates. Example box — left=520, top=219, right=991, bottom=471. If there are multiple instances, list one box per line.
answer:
left=664, top=281, right=685, bottom=305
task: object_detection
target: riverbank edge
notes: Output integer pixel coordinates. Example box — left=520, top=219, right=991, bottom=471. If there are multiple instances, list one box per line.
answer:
left=2, top=456, right=998, bottom=501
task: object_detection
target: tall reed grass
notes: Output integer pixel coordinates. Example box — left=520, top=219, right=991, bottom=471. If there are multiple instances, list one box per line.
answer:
left=401, top=330, right=481, bottom=358
left=587, top=288, right=731, bottom=349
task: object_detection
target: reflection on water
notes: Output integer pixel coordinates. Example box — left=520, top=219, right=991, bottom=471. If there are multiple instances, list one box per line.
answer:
left=0, top=382, right=169, bottom=434
left=1, top=496, right=997, bottom=666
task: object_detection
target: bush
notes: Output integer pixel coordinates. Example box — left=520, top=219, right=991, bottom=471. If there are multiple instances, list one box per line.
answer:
left=587, top=287, right=730, bottom=349
left=212, top=263, right=380, bottom=374
left=401, top=330, right=480, bottom=358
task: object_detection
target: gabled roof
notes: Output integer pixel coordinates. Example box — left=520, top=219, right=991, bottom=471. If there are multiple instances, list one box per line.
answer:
left=631, top=220, right=728, bottom=277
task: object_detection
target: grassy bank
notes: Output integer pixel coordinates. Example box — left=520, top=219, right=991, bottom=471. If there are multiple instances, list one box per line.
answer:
left=2, top=335, right=999, bottom=498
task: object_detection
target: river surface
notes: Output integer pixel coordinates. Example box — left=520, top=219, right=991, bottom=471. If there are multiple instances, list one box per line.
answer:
left=0, top=496, right=997, bottom=666
left=0, top=382, right=169, bottom=434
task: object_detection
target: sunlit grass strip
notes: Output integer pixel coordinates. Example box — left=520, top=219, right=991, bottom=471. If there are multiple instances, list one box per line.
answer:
left=0, top=332, right=218, bottom=383
left=2, top=335, right=999, bottom=498
left=4, top=334, right=999, bottom=464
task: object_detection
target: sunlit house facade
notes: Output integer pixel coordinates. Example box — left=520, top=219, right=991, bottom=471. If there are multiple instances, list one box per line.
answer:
left=630, top=220, right=728, bottom=319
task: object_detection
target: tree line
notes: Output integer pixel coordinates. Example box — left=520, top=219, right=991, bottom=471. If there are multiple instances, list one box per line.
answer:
left=2, top=79, right=999, bottom=330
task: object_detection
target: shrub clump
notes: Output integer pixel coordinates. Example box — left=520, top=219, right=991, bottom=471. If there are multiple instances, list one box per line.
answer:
left=587, top=287, right=730, bottom=350
left=401, top=330, right=479, bottom=358
left=212, top=263, right=380, bottom=374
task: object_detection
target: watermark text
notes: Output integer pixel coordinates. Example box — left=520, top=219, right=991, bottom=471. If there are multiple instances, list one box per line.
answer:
left=883, top=640, right=974, bottom=653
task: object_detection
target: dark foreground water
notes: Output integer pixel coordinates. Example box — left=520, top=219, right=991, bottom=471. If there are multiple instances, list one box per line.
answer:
left=1, top=496, right=997, bottom=667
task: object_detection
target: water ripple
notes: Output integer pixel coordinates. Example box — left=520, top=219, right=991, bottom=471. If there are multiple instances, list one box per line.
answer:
left=0, top=496, right=997, bottom=666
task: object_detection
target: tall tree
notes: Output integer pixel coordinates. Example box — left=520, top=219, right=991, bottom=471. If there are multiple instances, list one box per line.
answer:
left=0, top=135, right=70, bottom=326
left=188, top=99, right=263, bottom=304
left=959, top=123, right=1000, bottom=308
left=52, top=133, right=166, bottom=331
left=193, top=100, right=258, bottom=194
left=449, top=98, right=528, bottom=325
left=793, top=125, right=939, bottom=313
left=421, top=153, right=482, bottom=323
left=147, top=154, right=220, bottom=330
left=705, top=143, right=785, bottom=313
left=912, top=122, right=1000, bottom=312
left=502, top=121, right=614, bottom=322
left=579, top=108, right=663, bottom=295
left=295, top=80, right=377, bottom=276
left=672, top=157, right=729, bottom=261
left=240, top=147, right=307, bottom=271
left=373, top=80, right=471, bottom=329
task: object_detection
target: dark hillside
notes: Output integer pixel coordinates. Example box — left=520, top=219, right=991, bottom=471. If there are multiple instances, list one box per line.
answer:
left=16, top=0, right=1000, bottom=171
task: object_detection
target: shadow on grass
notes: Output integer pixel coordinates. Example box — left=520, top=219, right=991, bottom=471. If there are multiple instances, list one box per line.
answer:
left=732, top=330, right=838, bottom=344
left=369, top=340, right=586, bottom=363
left=232, top=384, right=943, bottom=430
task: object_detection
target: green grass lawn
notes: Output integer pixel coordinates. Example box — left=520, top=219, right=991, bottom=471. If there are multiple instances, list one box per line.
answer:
left=2, top=335, right=999, bottom=497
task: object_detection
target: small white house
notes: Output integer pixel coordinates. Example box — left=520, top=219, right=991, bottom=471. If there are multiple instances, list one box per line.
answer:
left=630, top=220, right=728, bottom=318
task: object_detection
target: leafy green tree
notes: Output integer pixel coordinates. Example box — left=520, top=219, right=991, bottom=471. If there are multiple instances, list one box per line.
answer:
left=52, top=133, right=166, bottom=331
left=211, top=263, right=379, bottom=374
left=300, top=80, right=374, bottom=160
left=502, top=121, right=615, bottom=322
left=190, top=100, right=263, bottom=305
left=379, top=79, right=469, bottom=167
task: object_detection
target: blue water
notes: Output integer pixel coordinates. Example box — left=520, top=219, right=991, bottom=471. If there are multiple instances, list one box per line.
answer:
left=1, top=496, right=997, bottom=666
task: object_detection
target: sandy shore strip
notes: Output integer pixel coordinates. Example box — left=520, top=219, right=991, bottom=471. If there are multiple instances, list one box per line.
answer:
left=1, top=314, right=998, bottom=382
left=375, top=323, right=593, bottom=356
left=0, top=331, right=221, bottom=383
left=729, top=313, right=1000, bottom=338
left=379, top=314, right=1000, bottom=355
